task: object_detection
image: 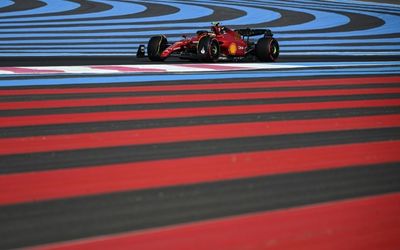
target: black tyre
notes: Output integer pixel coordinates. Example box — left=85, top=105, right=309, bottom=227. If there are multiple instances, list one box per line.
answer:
left=255, top=37, right=279, bottom=62
left=147, top=35, right=168, bottom=61
left=197, top=36, right=220, bottom=62
left=196, top=30, right=208, bottom=35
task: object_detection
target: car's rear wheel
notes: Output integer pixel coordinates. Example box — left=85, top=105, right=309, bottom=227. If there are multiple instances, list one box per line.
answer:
left=147, top=35, right=168, bottom=61
left=255, top=37, right=279, bottom=62
left=197, top=36, right=220, bottom=62
left=196, top=30, right=208, bottom=35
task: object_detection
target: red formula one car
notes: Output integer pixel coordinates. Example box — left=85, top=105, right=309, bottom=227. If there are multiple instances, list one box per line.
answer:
left=137, top=22, right=279, bottom=62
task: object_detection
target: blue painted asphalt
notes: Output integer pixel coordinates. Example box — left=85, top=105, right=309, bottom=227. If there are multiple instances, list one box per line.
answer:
left=0, top=0, right=14, bottom=9
left=1, top=0, right=399, bottom=57
left=0, top=0, right=79, bottom=18
left=0, top=0, right=146, bottom=22
left=0, top=1, right=210, bottom=26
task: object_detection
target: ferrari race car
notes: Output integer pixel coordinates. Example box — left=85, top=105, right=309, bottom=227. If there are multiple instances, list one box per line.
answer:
left=137, top=22, right=279, bottom=62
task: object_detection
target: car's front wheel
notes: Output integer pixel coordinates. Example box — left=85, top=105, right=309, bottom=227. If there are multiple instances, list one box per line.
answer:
left=197, top=36, right=220, bottom=62
left=147, top=35, right=168, bottom=61
left=255, top=37, right=279, bottom=62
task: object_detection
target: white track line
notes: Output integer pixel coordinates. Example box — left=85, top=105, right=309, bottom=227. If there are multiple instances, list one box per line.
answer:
left=0, top=62, right=399, bottom=75
left=0, top=63, right=307, bottom=75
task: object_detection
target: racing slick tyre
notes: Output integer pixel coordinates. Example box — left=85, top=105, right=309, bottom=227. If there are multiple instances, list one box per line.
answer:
left=255, top=37, right=279, bottom=62
left=147, top=35, right=168, bottom=61
left=196, top=30, right=208, bottom=35
left=197, top=36, right=220, bottom=62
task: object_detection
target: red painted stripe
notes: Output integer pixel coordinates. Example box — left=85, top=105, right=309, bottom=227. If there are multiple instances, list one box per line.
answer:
left=1, top=114, right=399, bottom=155
left=1, top=99, right=398, bottom=128
left=1, top=87, right=399, bottom=110
left=91, top=66, right=165, bottom=72
left=0, top=67, right=64, bottom=74
left=0, top=140, right=398, bottom=205
left=34, top=193, right=400, bottom=250
left=0, top=76, right=398, bottom=96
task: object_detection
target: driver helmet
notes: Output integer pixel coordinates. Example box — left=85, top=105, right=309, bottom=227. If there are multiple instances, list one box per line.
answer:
left=211, top=22, right=221, bottom=34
